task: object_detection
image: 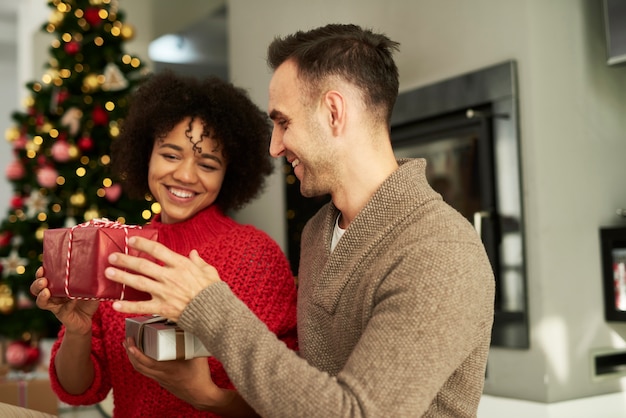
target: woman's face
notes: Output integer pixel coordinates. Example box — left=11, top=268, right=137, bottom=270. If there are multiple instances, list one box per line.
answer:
left=148, top=117, right=227, bottom=224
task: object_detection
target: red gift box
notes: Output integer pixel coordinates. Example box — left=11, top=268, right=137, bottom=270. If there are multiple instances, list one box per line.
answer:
left=42, top=218, right=158, bottom=300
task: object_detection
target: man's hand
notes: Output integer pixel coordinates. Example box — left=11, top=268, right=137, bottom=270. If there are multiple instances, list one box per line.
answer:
left=104, top=236, right=221, bottom=322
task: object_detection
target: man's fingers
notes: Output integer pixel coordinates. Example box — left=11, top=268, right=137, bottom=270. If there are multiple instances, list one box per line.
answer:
left=105, top=262, right=160, bottom=294
left=127, top=236, right=186, bottom=267
left=112, top=299, right=156, bottom=316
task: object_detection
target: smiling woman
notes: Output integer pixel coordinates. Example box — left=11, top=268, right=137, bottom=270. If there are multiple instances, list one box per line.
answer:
left=32, top=70, right=298, bottom=417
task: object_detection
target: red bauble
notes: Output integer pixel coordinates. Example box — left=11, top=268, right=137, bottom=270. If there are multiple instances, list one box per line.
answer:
left=10, top=196, right=23, bottom=209
left=92, top=105, right=108, bottom=126
left=0, top=231, right=11, bottom=247
left=84, top=7, right=102, bottom=26
left=64, top=40, right=81, bottom=55
left=56, top=89, right=70, bottom=105
left=5, top=340, right=40, bottom=371
left=78, top=136, right=94, bottom=152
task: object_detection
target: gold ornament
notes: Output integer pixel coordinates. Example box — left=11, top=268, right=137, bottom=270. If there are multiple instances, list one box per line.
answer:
left=5, top=126, right=19, bottom=142
left=120, top=24, right=134, bottom=40
left=82, top=73, right=100, bottom=93
left=84, top=207, right=100, bottom=221
left=68, top=144, right=79, bottom=159
left=49, top=10, right=63, bottom=26
left=70, top=192, right=86, bottom=207
left=0, top=285, right=14, bottom=315
left=35, top=225, right=48, bottom=241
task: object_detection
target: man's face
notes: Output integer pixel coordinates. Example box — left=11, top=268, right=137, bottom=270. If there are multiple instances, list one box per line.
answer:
left=268, top=61, right=336, bottom=197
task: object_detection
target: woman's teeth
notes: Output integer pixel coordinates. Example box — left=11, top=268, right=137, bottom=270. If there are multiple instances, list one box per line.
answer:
left=169, top=188, right=194, bottom=198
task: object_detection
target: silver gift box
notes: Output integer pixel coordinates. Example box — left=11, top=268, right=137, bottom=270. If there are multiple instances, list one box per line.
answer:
left=125, top=315, right=210, bottom=361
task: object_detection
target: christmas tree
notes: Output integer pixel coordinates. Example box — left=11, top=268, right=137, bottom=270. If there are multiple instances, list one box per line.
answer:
left=0, top=0, right=155, bottom=341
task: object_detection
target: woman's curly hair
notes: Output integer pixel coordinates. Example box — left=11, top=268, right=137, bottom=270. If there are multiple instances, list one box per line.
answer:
left=111, top=71, right=273, bottom=212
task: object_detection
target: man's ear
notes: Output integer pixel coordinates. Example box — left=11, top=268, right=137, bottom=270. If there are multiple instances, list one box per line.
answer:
left=323, top=90, right=346, bottom=134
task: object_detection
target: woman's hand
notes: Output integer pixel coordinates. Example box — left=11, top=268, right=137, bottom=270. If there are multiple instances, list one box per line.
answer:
left=123, top=337, right=233, bottom=411
left=31, top=267, right=99, bottom=335
left=105, top=236, right=221, bottom=322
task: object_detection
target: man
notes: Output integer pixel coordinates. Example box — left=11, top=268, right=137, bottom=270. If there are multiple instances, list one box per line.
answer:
left=106, top=23, right=495, bottom=417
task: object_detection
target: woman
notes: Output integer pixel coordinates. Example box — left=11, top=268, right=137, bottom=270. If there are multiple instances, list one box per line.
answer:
left=31, top=71, right=298, bottom=417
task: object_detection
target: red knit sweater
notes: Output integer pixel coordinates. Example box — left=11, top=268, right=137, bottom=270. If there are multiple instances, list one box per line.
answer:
left=49, top=205, right=298, bottom=417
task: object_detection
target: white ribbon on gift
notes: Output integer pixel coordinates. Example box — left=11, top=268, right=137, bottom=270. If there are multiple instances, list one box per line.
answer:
left=64, top=218, right=140, bottom=300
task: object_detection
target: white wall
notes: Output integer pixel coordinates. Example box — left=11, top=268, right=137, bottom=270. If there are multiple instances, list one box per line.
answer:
left=228, top=0, right=626, bottom=406
left=0, top=43, right=16, bottom=219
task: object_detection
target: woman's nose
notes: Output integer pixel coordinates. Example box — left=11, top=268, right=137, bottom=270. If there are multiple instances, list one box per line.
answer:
left=172, top=160, right=197, bottom=183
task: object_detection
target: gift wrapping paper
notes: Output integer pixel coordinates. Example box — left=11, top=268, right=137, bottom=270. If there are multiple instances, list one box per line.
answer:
left=42, top=218, right=158, bottom=300
left=125, top=315, right=211, bottom=361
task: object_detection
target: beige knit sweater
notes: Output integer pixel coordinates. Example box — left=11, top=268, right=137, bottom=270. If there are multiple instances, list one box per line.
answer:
left=179, top=158, right=495, bottom=417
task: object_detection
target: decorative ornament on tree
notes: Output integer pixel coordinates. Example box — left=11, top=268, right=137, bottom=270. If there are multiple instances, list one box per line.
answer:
left=77, top=135, right=95, bottom=152
left=24, top=190, right=50, bottom=218
left=61, top=107, right=83, bottom=136
left=5, top=339, right=41, bottom=372
left=120, top=23, right=134, bottom=40
left=48, top=10, right=63, bottom=27
left=10, top=196, right=23, bottom=210
left=5, top=160, right=25, bottom=181
left=50, top=87, right=71, bottom=113
left=70, top=191, right=86, bottom=208
left=0, top=232, right=11, bottom=248
left=102, top=62, right=129, bottom=91
left=64, top=39, right=81, bottom=55
left=0, top=284, right=14, bottom=315
left=104, top=183, right=122, bottom=202
left=82, top=73, right=100, bottom=93
left=92, top=105, right=109, bottom=126
left=64, top=217, right=78, bottom=228
left=36, top=166, right=59, bottom=188
left=4, top=126, right=19, bottom=142
left=16, top=290, right=34, bottom=310
left=13, top=133, right=28, bottom=150
left=84, top=7, right=103, bottom=27
left=51, top=139, right=71, bottom=162
left=0, top=249, right=28, bottom=279
left=35, top=114, right=45, bottom=129
left=84, top=207, right=100, bottom=221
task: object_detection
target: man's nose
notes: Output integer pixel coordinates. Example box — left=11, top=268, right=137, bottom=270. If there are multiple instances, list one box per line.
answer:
left=269, top=129, right=284, bottom=158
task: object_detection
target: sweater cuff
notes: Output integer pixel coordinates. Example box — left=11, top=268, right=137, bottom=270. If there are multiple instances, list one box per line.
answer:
left=178, top=282, right=257, bottom=356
